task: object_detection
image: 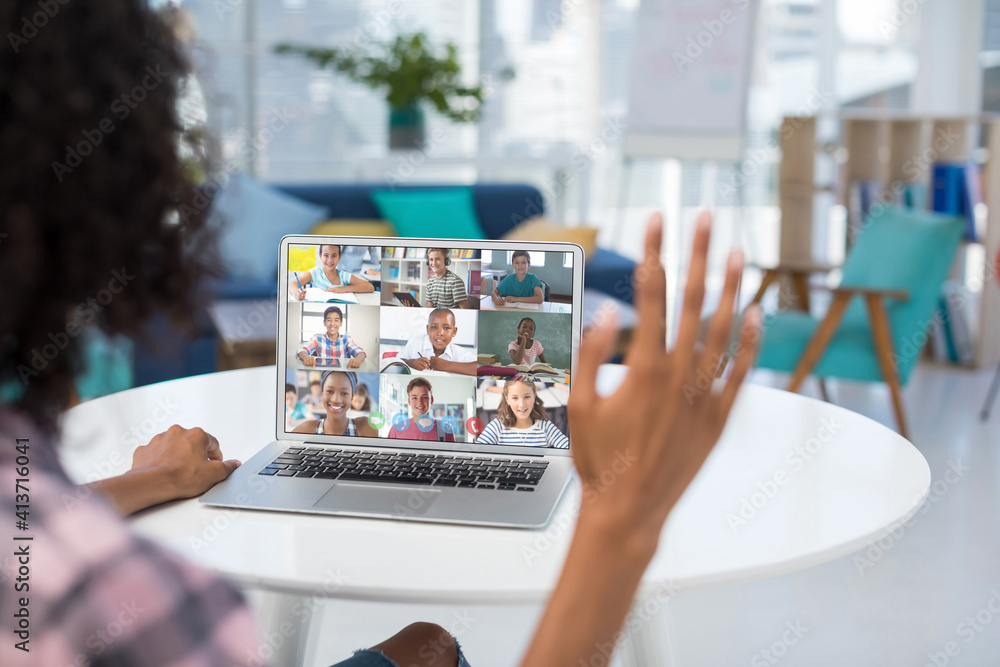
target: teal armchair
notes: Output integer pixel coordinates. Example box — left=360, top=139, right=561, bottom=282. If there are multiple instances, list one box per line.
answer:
left=751, top=208, right=965, bottom=438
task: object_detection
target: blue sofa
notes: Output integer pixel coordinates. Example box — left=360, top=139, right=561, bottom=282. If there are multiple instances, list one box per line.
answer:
left=132, top=182, right=635, bottom=386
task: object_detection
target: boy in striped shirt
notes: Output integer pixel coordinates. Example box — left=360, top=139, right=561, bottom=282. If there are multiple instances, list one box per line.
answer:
left=424, top=248, right=471, bottom=309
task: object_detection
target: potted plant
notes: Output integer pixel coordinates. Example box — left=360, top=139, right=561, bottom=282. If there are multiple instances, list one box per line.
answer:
left=275, top=32, right=485, bottom=150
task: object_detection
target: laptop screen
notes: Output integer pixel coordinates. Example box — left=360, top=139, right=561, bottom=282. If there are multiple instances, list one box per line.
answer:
left=281, top=242, right=578, bottom=450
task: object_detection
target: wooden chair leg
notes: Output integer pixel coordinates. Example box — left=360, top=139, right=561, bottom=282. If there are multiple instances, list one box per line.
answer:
left=791, top=271, right=811, bottom=312
left=750, top=269, right=778, bottom=308
left=788, top=293, right=853, bottom=394
left=864, top=295, right=910, bottom=440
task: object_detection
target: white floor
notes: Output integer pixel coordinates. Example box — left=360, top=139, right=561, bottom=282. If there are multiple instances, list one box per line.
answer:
left=248, top=362, right=1000, bottom=667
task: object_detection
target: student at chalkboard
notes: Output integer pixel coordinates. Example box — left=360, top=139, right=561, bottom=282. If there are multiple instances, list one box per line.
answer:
left=476, top=378, right=569, bottom=448
left=508, top=317, right=547, bottom=365
left=491, top=250, right=544, bottom=306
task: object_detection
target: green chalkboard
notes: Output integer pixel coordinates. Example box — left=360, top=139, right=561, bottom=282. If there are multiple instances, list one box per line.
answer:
left=476, top=311, right=572, bottom=370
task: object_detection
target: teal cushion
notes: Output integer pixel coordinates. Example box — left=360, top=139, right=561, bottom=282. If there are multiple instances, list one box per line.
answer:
left=210, top=174, right=330, bottom=282
left=757, top=307, right=887, bottom=384
left=75, top=330, right=134, bottom=401
left=371, top=188, right=486, bottom=239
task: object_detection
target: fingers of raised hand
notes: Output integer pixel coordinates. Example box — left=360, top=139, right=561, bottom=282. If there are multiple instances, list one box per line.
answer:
left=573, top=309, right=617, bottom=406
left=718, top=306, right=761, bottom=417
left=697, top=249, right=743, bottom=386
left=673, top=212, right=712, bottom=368
left=626, top=213, right=668, bottom=365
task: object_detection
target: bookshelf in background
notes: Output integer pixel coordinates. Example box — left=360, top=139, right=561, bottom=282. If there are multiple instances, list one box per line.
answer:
left=842, top=117, right=887, bottom=247
left=777, top=112, right=1000, bottom=367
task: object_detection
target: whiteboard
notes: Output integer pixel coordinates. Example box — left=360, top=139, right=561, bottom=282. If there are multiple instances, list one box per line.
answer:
left=625, top=0, right=759, bottom=161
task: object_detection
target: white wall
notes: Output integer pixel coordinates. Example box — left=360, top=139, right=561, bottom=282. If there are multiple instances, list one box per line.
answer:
left=378, top=307, right=478, bottom=350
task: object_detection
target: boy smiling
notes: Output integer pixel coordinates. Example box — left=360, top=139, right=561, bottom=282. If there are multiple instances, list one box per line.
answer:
left=387, top=377, right=457, bottom=442
left=296, top=306, right=366, bottom=368
left=399, top=308, right=476, bottom=376
left=492, top=249, right=544, bottom=305
left=424, top=247, right=470, bottom=309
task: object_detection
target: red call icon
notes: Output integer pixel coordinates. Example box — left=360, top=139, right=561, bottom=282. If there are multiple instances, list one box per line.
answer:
left=465, top=417, right=485, bottom=437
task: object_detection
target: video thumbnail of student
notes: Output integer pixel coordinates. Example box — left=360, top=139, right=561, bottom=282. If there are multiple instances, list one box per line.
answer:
left=287, top=302, right=379, bottom=374
left=474, top=377, right=570, bottom=448
left=378, top=375, right=477, bottom=444
left=284, top=369, right=380, bottom=437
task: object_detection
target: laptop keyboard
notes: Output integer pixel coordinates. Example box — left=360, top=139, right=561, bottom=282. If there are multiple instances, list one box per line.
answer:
left=257, top=446, right=548, bottom=492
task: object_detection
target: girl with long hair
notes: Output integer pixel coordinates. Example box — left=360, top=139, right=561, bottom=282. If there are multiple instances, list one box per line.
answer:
left=476, top=378, right=568, bottom=448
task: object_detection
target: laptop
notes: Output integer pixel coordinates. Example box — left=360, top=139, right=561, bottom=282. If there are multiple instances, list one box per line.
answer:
left=201, top=236, right=583, bottom=528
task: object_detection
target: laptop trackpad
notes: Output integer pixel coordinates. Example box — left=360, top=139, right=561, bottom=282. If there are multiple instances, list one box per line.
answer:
left=314, top=483, right=440, bottom=516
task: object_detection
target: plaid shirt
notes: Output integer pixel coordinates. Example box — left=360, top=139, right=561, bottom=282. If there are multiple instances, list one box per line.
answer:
left=0, top=408, right=262, bottom=667
left=298, top=333, right=364, bottom=363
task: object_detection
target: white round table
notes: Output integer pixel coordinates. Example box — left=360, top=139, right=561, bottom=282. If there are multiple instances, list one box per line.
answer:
left=59, top=366, right=930, bottom=666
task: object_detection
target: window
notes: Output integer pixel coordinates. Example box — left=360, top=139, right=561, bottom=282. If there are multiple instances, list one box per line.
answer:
left=503, top=250, right=545, bottom=266
left=169, top=0, right=479, bottom=180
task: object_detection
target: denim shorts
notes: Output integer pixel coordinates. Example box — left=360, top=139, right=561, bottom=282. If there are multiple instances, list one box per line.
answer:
left=330, top=640, right=472, bottom=667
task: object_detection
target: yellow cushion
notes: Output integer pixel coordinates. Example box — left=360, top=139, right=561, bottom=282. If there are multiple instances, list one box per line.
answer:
left=307, top=218, right=397, bottom=238
left=500, top=217, right=598, bottom=258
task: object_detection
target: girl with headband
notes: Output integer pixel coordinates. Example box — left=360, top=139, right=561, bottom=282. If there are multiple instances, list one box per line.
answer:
left=292, top=371, right=376, bottom=436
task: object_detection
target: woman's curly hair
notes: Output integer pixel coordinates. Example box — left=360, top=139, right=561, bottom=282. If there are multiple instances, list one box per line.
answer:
left=0, top=1, right=219, bottom=430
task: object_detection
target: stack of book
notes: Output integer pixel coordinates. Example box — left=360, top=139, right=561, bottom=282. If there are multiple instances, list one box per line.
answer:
left=928, top=280, right=976, bottom=365
left=931, top=162, right=982, bottom=241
